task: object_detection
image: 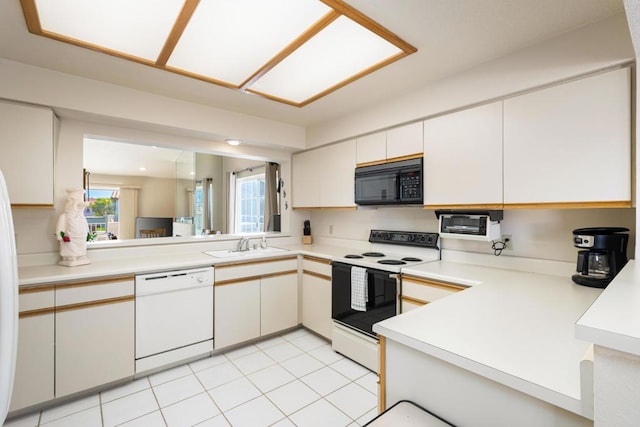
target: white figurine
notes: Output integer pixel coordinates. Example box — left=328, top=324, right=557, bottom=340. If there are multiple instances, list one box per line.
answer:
left=56, top=188, right=91, bottom=267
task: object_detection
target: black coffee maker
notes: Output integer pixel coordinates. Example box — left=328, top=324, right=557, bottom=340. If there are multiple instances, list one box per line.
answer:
left=571, top=227, right=629, bottom=288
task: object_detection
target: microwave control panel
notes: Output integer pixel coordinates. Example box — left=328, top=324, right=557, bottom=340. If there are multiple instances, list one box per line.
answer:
left=399, top=170, right=422, bottom=201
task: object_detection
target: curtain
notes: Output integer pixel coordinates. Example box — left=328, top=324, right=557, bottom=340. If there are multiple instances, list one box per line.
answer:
left=227, top=172, right=236, bottom=233
left=264, top=162, right=279, bottom=232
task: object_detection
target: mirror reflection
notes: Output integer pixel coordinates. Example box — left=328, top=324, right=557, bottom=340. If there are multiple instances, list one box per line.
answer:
left=82, top=138, right=281, bottom=242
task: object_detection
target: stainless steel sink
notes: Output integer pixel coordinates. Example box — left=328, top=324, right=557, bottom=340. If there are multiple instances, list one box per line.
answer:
left=204, top=247, right=288, bottom=258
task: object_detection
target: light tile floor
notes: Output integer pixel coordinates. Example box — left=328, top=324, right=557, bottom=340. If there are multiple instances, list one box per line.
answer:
left=4, top=329, right=379, bottom=427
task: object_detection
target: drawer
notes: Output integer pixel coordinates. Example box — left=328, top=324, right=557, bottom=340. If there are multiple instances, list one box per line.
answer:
left=56, top=276, right=134, bottom=306
left=302, top=256, right=332, bottom=277
left=401, top=276, right=466, bottom=304
left=18, top=287, right=55, bottom=312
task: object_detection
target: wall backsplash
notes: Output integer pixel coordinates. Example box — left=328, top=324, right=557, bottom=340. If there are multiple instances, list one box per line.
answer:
left=306, top=207, right=636, bottom=262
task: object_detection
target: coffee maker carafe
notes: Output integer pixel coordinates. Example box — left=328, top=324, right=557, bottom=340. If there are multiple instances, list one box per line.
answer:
left=571, top=227, right=629, bottom=288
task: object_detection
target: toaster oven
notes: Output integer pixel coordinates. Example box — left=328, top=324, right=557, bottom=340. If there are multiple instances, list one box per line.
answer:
left=436, top=210, right=503, bottom=241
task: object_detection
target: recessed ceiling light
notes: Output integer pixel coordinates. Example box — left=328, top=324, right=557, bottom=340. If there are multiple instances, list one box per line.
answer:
left=21, top=0, right=416, bottom=107
left=139, top=167, right=147, bottom=171
left=226, top=139, right=241, bottom=146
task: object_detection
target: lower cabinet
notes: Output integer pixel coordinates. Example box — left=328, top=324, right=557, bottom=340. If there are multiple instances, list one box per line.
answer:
left=55, top=276, right=135, bottom=397
left=10, top=287, right=55, bottom=412
left=401, top=275, right=467, bottom=313
left=301, top=256, right=332, bottom=340
left=214, top=256, right=298, bottom=349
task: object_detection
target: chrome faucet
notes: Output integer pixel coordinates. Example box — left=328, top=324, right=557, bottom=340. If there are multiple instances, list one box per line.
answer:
left=237, top=236, right=250, bottom=251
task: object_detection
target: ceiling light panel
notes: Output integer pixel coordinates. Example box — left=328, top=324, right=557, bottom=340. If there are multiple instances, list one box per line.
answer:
left=248, top=15, right=403, bottom=103
left=35, top=0, right=184, bottom=61
left=167, top=0, right=331, bottom=85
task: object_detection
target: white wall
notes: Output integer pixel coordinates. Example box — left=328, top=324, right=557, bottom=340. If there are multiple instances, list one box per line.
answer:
left=11, top=118, right=294, bottom=255
left=0, top=58, right=304, bottom=150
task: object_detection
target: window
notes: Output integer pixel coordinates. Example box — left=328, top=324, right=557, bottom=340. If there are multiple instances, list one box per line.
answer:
left=235, top=173, right=265, bottom=233
left=84, top=187, right=120, bottom=238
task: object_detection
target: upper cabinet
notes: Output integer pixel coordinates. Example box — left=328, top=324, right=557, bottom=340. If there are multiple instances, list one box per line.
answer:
left=503, top=68, right=631, bottom=207
left=386, top=122, right=423, bottom=161
left=292, top=139, right=356, bottom=209
left=423, top=102, right=503, bottom=208
left=356, top=122, right=423, bottom=166
left=0, top=100, right=55, bottom=206
left=356, top=131, right=386, bottom=165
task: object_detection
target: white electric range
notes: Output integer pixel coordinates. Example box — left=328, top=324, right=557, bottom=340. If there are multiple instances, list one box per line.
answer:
left=330, top=229, right=440, bottom=372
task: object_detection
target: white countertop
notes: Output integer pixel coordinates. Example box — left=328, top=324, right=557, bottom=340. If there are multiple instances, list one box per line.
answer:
left=374, top=260, right=602, bottom=417
left=576, top=260, right=640, bottom=356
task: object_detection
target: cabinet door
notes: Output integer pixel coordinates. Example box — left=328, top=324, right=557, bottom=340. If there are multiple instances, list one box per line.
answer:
left=55, top=277, right=134, bottom=397
left=504, top=68, right=631, bottom=206
left=356, top=131, right=386, bottom=165
left=10, top=289, right=55, bottom=412
left=386, top=122, right=423, bottom=160
left=0, top=100, right=54, bottom=206
left=301, top=257, right=332, bottom=339
left=214, top=279, right=261, bottom=349
left=318, top=139, right=356, bottom=208
left=261, top=272, right=298, bottom=336
left=423, top=102, right=503, bottom=208
left=292, top=150, right=321, bottom=208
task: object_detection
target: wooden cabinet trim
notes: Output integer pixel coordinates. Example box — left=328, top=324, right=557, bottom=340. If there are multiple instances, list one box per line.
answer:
left=292, top=206, right=357, bottom=211
left=19, top=307, right=55, bottom=318
left=216, top=270, right=297, bottom=286
left=10, top=204, right=54, bottom=208
left=303, top=255, right=331, bottom=265
left=52, top=275, right=135, bottom=290
left=401, top=295, right=428, bottom=306
left=55, top=295, right=134, bottom=313
left=504, top=201, right=631, bottom=209
left=379, top=335, right=386, bottom=413
left=261, top=270, right=298, bottom=281
left=216, top=255, right=297, bottom=268
left=402, top=275, right=467, bottom=292
left=424, top=203, right=504, bottom=210
left=303, top=270, right=331, bottom=281
left=357, top=153, right=423, bottom=168
left=19, top=285, right=56, bottom=294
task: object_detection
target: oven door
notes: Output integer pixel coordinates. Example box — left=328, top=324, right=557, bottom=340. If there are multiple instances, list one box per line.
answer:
left=331, top=262, right=398, bottom=338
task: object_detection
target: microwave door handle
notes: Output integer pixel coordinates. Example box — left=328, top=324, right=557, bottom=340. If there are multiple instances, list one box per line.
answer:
left=395, top=175, right=402, bottom=201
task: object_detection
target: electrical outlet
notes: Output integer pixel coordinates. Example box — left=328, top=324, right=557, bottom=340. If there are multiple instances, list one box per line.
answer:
left=503, top=234, right=512, bottom=251
left=329, top=225, right=333, bottom=235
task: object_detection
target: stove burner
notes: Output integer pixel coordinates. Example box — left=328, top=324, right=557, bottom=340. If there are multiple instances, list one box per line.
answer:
left=378, top=259, right=406, bottom=265
left=402, top=257, right=423, bottom=262
left=362, top=252, right=385, bottom=257
left=345, top=254, right=364, bottom=259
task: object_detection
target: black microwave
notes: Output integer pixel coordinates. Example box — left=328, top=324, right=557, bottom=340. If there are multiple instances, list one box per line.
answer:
left=354, top=158, right=423, bottom=205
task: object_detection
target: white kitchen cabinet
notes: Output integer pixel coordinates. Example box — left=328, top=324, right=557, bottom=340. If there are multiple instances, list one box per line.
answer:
left=55, top=276, right=135, bottom=397
left=292, top=149, right=321, bottom=208
left=0, top=100, right=55, bottom=206
left=9, top=287, right=55, bottom=412
left=292, top=140, right=356, bottom=209
left=215, top=256, right=298, bottom=349
left=400, top=275, right=466, bottom=313
left=356, top=131, right=386, bottom=165
left=423, top=102, right=503, bottom=208
left=503, top=68, right=631, bottom=207
left=386, top=122, right=423, bottom=160
left=261, top=271, right=298, bottom=336
left=214, top=278, right=261, bottom=349
left=301, top=256, right=332, bottom=340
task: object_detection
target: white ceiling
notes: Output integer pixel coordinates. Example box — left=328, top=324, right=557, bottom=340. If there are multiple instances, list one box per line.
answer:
left=0, top=0, right=626, bottom=128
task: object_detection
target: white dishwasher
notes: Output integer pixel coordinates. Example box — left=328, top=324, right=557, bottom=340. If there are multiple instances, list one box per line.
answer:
left=135, top=267, right=214, bottom=375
